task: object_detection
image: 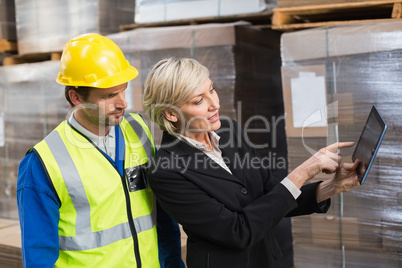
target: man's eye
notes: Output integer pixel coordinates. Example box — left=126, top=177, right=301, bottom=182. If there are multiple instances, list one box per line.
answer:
left=105, top=94, right=116, bottom=98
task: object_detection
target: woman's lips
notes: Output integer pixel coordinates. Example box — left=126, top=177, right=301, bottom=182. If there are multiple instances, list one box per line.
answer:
left=208, top=112, right=219, bottom=123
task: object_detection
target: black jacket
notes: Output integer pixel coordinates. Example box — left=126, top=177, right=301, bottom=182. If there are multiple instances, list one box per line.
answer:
left=149, top=119, right=330, bottom=268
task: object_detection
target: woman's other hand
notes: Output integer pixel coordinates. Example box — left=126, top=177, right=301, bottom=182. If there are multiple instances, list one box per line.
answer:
left=287, top=142, right=355, bottom=189
left=316, top=160, right=361, bottom=203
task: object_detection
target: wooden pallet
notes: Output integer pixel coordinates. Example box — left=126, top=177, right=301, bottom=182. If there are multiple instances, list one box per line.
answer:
left=3, top=52, right=61, bottom=66
left=272, top=0, right=402, bottom=31
left=120, top=11, right=273, bottom=31
left=0, top=40, right=17, bottom=53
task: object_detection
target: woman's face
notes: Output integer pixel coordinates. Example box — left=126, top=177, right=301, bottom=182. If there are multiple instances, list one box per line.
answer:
left=175, top=78, right=221, bottom=138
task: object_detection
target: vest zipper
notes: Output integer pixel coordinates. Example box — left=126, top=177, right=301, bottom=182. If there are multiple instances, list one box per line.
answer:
left=105, top=150, right=143, bottom=267
left=98, top=136, right=143, bottom=267
left=102, top=146, right=143, bottom=267
left=92, top=147, right=143, bottom=267
left=120, top=172, right=142, bottom=268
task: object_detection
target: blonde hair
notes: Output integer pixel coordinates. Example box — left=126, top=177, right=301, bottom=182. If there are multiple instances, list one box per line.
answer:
left=143, top=58, right=209, bottom=135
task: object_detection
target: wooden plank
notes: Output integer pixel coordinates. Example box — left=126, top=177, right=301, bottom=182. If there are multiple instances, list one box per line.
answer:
left=3, top=57, right=24, bottom=66
left=50, top=52, right=62, bottom=61
left=392, top=2, right=402, bottom=18
left=278, top=0, right=386, bottom=8
left=272, top=11, right=294, bottom=27
left=120, top=11, right=273, bottom=31
left=272, top=1, right=402, bottom=30
left=272, top=17, right=402, bottom=31
left=274, top=0, right=400, bottom=13
left=3, top=51, right=62, bottom=66
left=0, top=40, right=17, bottom=53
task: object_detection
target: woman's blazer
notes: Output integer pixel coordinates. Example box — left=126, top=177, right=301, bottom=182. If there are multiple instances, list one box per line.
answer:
left=149, top=119, right=330, bottom=268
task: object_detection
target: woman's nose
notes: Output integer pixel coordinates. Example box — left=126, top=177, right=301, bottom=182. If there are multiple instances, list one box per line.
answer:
left=209, top=95, right=220, bottom=110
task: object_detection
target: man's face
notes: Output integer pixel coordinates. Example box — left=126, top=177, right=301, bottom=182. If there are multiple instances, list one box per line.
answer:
left=74, top=83, right=128, bottom=135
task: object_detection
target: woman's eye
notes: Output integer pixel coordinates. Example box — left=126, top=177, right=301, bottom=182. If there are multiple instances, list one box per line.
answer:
left=210, top=88, right=215, bottom=93
left=195, top=98, right=203, bottom=105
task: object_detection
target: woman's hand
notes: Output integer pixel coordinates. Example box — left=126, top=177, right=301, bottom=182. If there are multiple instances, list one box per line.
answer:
left=316, top=160, right=361, bottom=203
left=331, top=160, right=361, bottom=195
left=287, top=142, right=355, bottom=189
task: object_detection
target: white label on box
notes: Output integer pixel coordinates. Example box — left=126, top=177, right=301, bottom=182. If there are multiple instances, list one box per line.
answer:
left=290, top=72, right=327, bottom=128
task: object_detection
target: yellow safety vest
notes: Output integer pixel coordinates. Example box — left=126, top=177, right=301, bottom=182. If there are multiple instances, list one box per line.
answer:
left=34, top=113, right=160, bottom=268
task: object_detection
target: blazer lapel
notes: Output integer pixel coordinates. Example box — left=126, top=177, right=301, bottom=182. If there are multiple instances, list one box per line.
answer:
left=217, top=123, right=244, bottom=181
left=159, top=131, right=244, bottom=185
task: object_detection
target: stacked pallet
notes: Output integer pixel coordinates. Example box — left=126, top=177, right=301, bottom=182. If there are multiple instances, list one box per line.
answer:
left=280, top=21, right=402, bottom=267
left=273, top=0, right=402, bottom=31
left=0, top=61, right=68, bottom=220
left=278, top=0, right=389, bottom=7
left=134, top=0, right=275, bottom=24
left=275, top=2, right=402, bottom=267
left=2, top=0, right=135, bottom=65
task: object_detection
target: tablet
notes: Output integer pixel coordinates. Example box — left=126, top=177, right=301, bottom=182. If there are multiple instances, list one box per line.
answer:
left=352, top=105, right=387, bottom=184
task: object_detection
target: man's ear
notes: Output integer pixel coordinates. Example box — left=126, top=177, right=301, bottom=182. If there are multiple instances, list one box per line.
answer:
left=163, top=110, right=178, bottom=122
left=69, top=89, right=84, bottom=106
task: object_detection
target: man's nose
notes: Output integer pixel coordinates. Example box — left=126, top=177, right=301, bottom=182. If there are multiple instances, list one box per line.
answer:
left=114, top=92, right=127, bottom=110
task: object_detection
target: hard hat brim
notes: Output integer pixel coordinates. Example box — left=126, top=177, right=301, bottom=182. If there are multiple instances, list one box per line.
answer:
left=57, top=65, right=138, bottom=88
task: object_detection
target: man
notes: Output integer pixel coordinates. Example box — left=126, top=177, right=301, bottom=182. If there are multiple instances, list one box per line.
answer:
left=17, top=33, right=184, bottom=268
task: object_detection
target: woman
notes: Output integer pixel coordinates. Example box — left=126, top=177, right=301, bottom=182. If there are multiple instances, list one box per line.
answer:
left=143, top=58, right=360, bottom=268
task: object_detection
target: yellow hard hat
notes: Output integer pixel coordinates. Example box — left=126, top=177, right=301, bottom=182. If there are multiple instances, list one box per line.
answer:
left=56, top=33, right=138, bottom=88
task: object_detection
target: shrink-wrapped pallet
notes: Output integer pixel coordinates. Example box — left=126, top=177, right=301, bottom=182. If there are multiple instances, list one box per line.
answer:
left=0, top=0, right=16, bottom=41
left=0, top=61, right=68, bottom=219
left=134, top=0, right=275, bottom=24
left=281, top=21, right=402, bottom=267
left=14, top=0, right=134, bottom=55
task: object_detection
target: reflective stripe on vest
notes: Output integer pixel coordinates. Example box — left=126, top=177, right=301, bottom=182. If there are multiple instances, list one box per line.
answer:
left=45, top=129, right=156, bottom=251
left=124, top=113, right=153, bottom=162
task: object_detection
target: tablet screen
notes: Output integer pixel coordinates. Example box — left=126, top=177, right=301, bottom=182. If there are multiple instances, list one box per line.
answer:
left=352, top=106, right=387, bottom=184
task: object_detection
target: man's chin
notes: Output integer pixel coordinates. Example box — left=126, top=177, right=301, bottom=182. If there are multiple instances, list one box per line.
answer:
left=107, top=115, right=124, bottom=126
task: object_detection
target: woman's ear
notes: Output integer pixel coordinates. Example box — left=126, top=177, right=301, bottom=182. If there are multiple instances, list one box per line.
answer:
left=163, top=110, right=178, bottom=123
